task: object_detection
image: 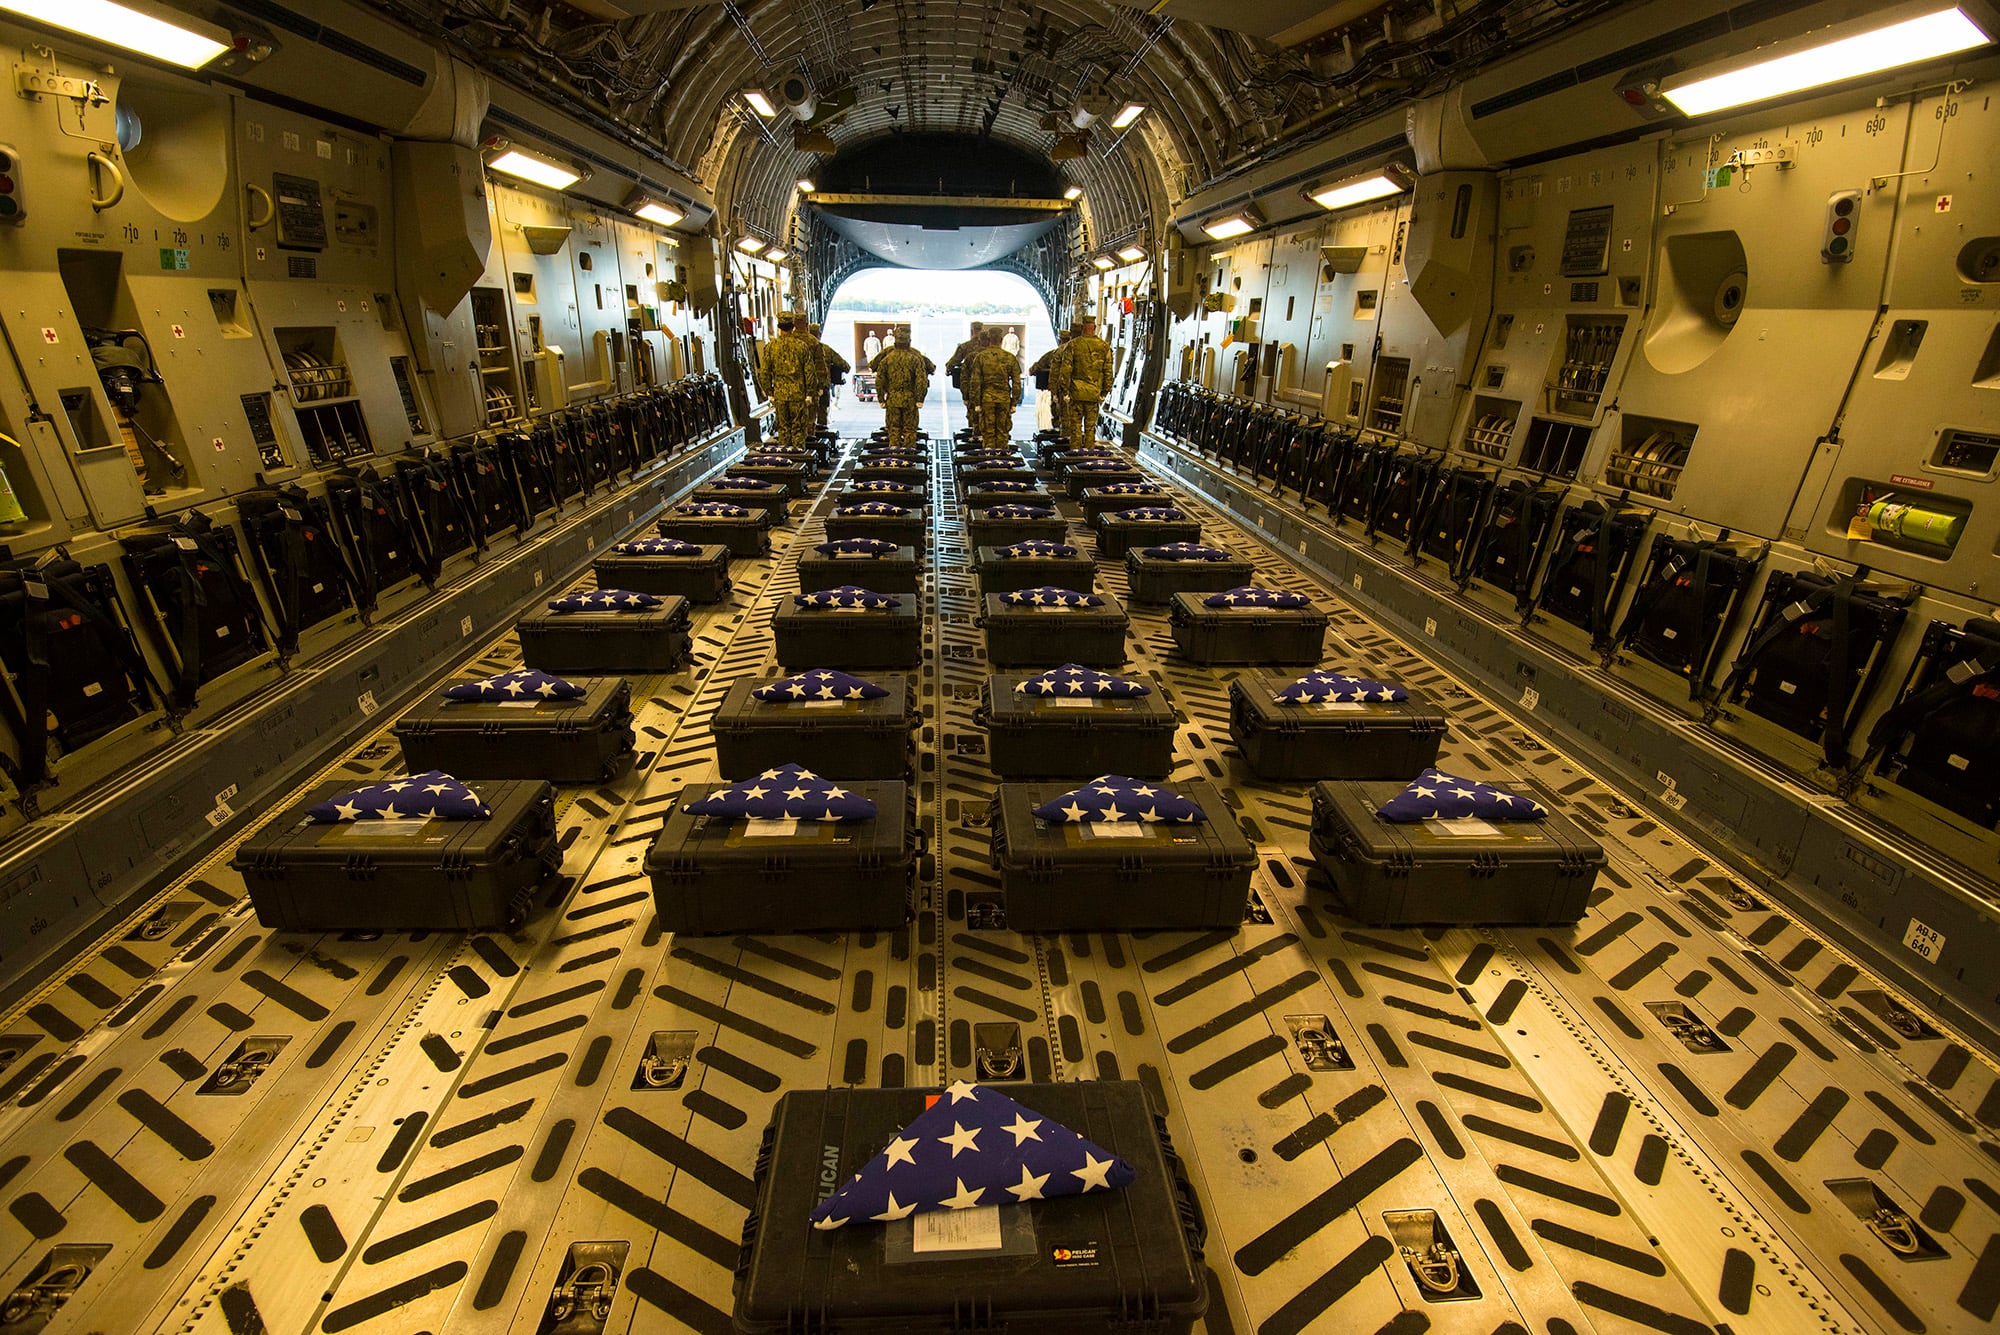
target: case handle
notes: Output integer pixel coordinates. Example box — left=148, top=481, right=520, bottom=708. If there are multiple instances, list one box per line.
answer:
left=86, top=151, right=125, bottom=211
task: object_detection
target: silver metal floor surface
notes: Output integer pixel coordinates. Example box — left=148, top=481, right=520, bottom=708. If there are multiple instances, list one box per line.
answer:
left=0, top=418, right=1994, bottom=1335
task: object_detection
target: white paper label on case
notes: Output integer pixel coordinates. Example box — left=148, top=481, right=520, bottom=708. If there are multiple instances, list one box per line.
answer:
left=1046, top=698, right=1097, bottom=708
left=1084, top=823, right=1146, bottom=839
left=744, top=819, right=800, bottom=838
left=1428, top=818, right=1499, bottom=837
left=1315, top=701, right=1369, bottom=712
left=912, top=1205, right=1003, bottom=1253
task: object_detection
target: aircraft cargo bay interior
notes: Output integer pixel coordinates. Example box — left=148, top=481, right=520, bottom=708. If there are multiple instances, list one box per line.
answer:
left=0, top=0, right=1993, bottom=1332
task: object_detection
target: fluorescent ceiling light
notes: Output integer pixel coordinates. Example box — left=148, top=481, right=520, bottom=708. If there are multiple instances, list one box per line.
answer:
left=0, top=0, right=230, bottom=68
left=1116, top=245, right=1147, bottom=263
left=736, top=237, right=766, bottom=253
left=1660, top=4, right=1992, bottom=116
left=1092, top=255, right=1117, bottom=270
left=743, top=88, right=778, bottom=117
left=1111, top=102, right=1147, bottom=129
left=488, top=148, right=583, bottom=191
left=764, top=248, right=788, bottom=263
left=1063, top=185, right=1084, bottom=201
left=635, top=201, right=684, bottom=227
left=1202, top=212, right=1258, bottom=240
left=797, top=178, right=816, bottom=192
left=1309, top=171, right=1406, bottom=211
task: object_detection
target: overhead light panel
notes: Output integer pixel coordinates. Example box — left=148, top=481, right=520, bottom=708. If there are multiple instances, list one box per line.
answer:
left=1659, top=3, right=1993, bottom=116
left=1063, top=185, right=1084, bottom=201
left=634, top=200, right=685, bottom=228
left=1092, top=255, right=1117, bottom=270
left=1111, top=102, right=1147, bottom=129
left=1308, top=170, right=1406, bottom=212
left=0, top=0, right=230, bottom=68
left=1116, top=244, right=1148, bottom=263
left=743, top=88, right=778, bottom=118
left=797, top=178, right=816, bottom=193
left=487, top=145, right=586, bottom=192
left=1202, top=207, right=1261, bottom=241
left=736, top=237, right=767, bottom=253
left=764, top=248, right=788, bottom=263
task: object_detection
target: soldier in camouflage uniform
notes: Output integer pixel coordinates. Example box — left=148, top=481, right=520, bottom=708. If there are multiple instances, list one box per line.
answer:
left=1029, top=328, right=1072, bottom=436
left=968, top=327, right=1022, bottom=451
left=871, top=328, right=929, bottom=450
left=1066, top=317, right=1113, bottom=449
left=946, top=322, right=985, bottom=439
left=807, top=322, right=849, bottom=431
left=758, top=312, right=817, bottom=451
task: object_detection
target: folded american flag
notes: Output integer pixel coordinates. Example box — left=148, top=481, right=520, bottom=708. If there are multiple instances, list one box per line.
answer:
left=807, top=1082, right=1135, bottom=1229
left=980, top=505, right=1054, bottom=519
left=443, top=668, right=584, bottom=701
left=1276, top=671, right=1407, bottom=703
left=795, top=586, right=901, bottom=610
left=613, top=537, right=704, bottom=556
left=815, top=537, right=900, bottom=556
left=683, top=764, right=877, bottom=822
left=753, top=670, right=890, bottom=702
left=994, top=540, right=1077, bottom=559
left=1205, top=586, right=1313, bottom=609
left=836, top=502, right=912, bottom=517
left=1068, top=459, right=1131, bottom=471
left=999, top=587, right=1102, bottom=608
left=970, top=481, right=1040, bottom=493
left=676, top=502, right=752, bottom=517
left=710, top=476, right=778, bottom=490
left=1032, top=776, right=1205, bottom=824
left=740, top=455, right=800, bottom=466
left=1138, top=542, right=1234, bottom=561
left=547, top=589, right=664, bottom=612
left=850, top=480, right=919, bottom=493
left=1015, top=665, right=1149, bottom=697
left=1376, top=768, right=1547, bottom=822
left=1107, top=507, right=1187, bottom=522
left=1096, top=482, right=1163, bottom=495
left=308, top=771, right=491, bottom=822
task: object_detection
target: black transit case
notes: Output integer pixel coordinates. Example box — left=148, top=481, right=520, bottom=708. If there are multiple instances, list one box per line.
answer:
left=975, top=546, right=1096, bottom=596
left=1169, top=593, right=1328, bottom=665
left=733, top=1080, right=1207, bottom=1335
left=1229, top=675, right=1446, bottom=780
left=593, top=544, right=733, bottom=603
left=1309, top=778, right=1605, bottom=925
left=1124, top=550, right=1255, bottom=604
left=978, top=673, right=1175, bottom=778
left=1081, top=487, right=1173, bottom=525
left=517, top=598, right=692, bottom=675
left=1063, top=465, right=1144, bottom=497
left=728, top=459, right=812, bottom=498
left=1094, top=513, right=1201, bottom=559
left=966, top=486, right=1055, bottom=511
left=796, top=546, right=922, bottom=594
left=693, top=481, right=791, bottom=525
left=712, top=674, right=917, bottom=779
left=957, top=465, right=1040, bottom=495
left=989, top=779, right=1254, bottom=930
left=966, top=512, right=1071, bottom=550
left=657, top=511, right=771, bottom=558
left=646, top=781, right=913, bottom=932
left=233, top=779, right=560, bottom=931
left=774, top=600, right=923, bottom=669
left=980, top=593, right=1128, bottom=668
left=393, top=676, right=634, bottom=784
left=849, top=461, right=928, bottom=487
left=825, top=510, right=928, bottom=555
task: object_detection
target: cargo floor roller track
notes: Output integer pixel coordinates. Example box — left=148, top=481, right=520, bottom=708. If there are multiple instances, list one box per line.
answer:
left=0, top=420, right=1994, bottom=1335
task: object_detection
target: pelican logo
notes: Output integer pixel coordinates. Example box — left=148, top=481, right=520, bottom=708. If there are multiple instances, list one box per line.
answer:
left=819, top=1144, right=842, bottom=1196
left=1050, top=1242, right=1100, bottom=1268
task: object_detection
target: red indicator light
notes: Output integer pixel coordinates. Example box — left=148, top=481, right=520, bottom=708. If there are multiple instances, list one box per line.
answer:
left=1832, top=218, right=1850, bottom=235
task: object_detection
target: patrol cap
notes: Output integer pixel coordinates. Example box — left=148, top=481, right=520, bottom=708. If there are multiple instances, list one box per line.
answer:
left=894, top=328, right=911, bottom=344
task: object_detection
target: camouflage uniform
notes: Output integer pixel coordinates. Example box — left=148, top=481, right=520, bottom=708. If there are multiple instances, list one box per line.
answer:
left=967, top=336, right=1022, bottom=451
left=946, top=327, right=984, bottom=436
left=1030, top=328, right=1073, bottom=435
left=1066, top=324, right=1113, bottom=449
left=872, top=337, right=930, bottom=450
left=758, top=320, right=817, bottom=451
left=808, top=324, right=850, bottom=431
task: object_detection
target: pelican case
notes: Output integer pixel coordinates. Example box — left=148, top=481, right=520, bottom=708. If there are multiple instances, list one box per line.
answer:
left=713, top=674, right=917, bottom=779
left=728, top=459, right=812, bottom=498
left=694, top=481, right=791, bottom=526
left=967, top=511, right=1071, bottom=550
left=657, top=511, right=771, bottom=559
left=592, top=543, right=733, bottom=603
left=774, top=600, right=923, bottom=670
left=393, top=676, right=635, bottom=784
left=826, top=509, right=928, bottom=555
left=958, top=465, right=1040, bottom=494
left=1081, top=487, right=1172, bottom=525
left=966, top=486, right=1056, bottom=511
left=1124, top=550, right=1254, bottom=605
left=1308, top=778, right=1605, bottom=926
left=1063, top=465, right=1144, bottom=497
left=517, top=597, right=692, bottom=675
left=850, top=461, right=928, bottom=488
left=980, top=593, right=1128, bottom=668
left=989, top=779, right=1253, bottom=930
left=975, top=545, right=1096, bottom=596
left=978, top=673, right=1175, bottom=778
left=1169, top=593, right=1328, bottom=665
left=646, top=781, right=913, bottom=932
left=1228, top=675, right=1447, bottom=780
left=1095, top=513, right=1202, bottom=560
left=797, top=545, right=921, bottom=594
left=233, top=779, right=560, bottom=931
left=733, top=1080, right=1208, bottom=1335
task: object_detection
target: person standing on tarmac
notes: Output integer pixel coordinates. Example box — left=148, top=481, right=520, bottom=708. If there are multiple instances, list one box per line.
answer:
left=871, top=328, right=929, bottom=450
left=1030, top=328, right=1072, bottom=435
left=758, top=311, right=817, bottom=450
left=946, top=322, right=985, bottom=440
left=968, top=327, right=1022, bottom=451
left=1066, top=317, right=1113, bottom=449
left=807, top=322, right=849, bottom=432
